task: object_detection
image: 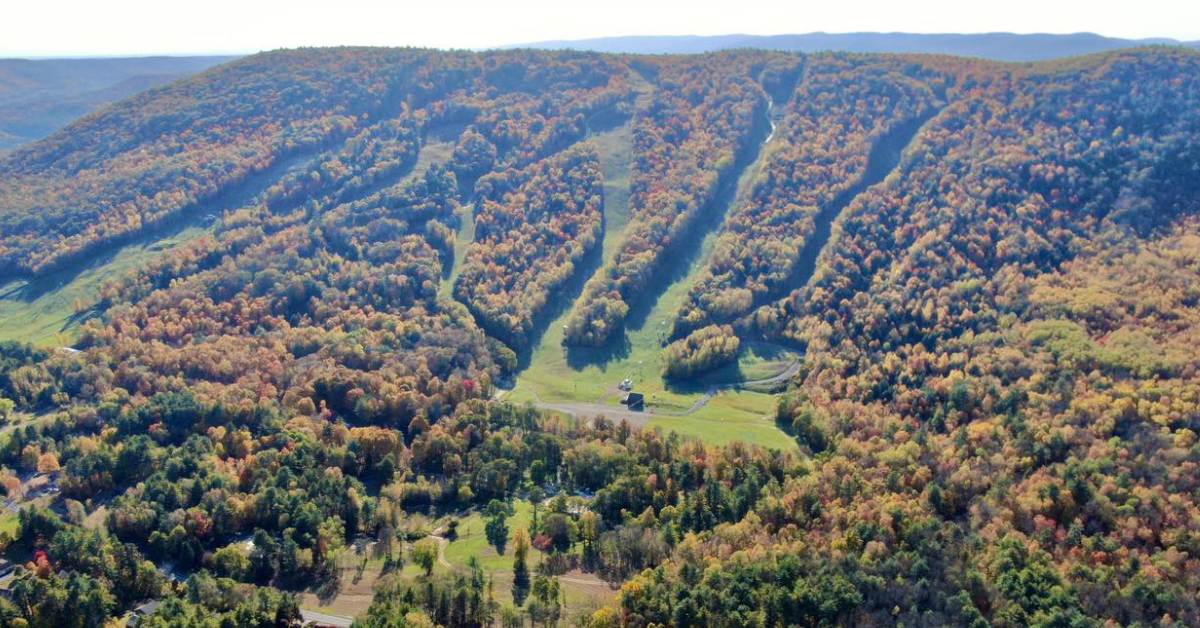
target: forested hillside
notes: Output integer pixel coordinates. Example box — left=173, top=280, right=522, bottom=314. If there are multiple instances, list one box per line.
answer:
left=561, top=52, right=797, bottom=347
left=0, top=55, right=234, bottom=151
left=670, top=54, right=944, bottom=342
left=0, top=46, right=1198, bottom=626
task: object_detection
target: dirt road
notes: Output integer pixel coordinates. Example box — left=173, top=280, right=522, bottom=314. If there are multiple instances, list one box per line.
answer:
left=428, top=528, right=453, bottom=568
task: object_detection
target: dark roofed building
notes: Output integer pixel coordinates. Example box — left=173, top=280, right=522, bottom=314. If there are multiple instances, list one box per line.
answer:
left=126, top=599, right=162, bottom=626
left=623, top=392, right=644, bottom=411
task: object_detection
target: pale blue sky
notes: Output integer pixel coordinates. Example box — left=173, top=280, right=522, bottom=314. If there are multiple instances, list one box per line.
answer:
left=5, top=0, right=1199, bottom=57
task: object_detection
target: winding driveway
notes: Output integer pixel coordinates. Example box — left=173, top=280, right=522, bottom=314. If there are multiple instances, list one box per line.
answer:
left=656, top=357, right=803, bottom=417
left=428, top=527, right=453, bottom=568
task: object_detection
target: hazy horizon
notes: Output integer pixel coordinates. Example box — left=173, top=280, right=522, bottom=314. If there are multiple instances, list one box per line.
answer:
left=2, top=31, right=1198, bottom=61
left=3, top=0, right=1199, bottom=57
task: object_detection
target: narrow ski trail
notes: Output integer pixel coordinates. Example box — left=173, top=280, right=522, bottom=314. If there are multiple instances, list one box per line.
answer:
left=503, top=94, right=784, bottom=413
left=687, top=110, right=951, bottom=413
left=620, top=95, right=779, bottom=335
left=438, top=201, right=476, bottom=300
left=518, top=106, right=943, bottom=421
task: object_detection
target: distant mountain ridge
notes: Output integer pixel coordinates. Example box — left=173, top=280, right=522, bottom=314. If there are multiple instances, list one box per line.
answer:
left=0, top=55, right=236, bottom=151
left=510, top=32, right=1200, bottom=61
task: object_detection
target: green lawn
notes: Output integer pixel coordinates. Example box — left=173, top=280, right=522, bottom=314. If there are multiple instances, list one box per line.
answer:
left=646, top=392, right=785, bottom=448
left=729, top=341, right=803, bottom=383
left=0, top=512, right=18, bottom=539
left=442, top=500, right=538, bottom=571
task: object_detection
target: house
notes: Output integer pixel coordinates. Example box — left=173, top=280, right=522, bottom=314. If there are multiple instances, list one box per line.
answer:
left=134, top=600, right=162, bottom=615
left=622, top=392, right=645, bottom=411
left=27, top=472, right=60, bottom=498
left=125, top=599, right=163, bottom=626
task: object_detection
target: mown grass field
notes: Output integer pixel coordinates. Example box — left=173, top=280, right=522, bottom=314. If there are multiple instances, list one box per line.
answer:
left=0, top=512, right=18, bottom=539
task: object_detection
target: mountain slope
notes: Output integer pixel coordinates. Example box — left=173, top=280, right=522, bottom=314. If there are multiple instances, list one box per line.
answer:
left=0, top=47, right=1199, bottom=626
left=0, top=55, right=235, bottom=150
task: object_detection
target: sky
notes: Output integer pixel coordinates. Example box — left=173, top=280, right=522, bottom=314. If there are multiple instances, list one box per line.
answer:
left=5, top=0, right=1200, bottom=57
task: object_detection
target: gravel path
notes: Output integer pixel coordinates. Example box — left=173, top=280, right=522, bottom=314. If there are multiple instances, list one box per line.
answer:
left=428, top=527, right=453, bottom=568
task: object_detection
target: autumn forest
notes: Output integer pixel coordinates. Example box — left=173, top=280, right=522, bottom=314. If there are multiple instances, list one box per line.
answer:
left=0, top=45, right=1198, bottom=627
